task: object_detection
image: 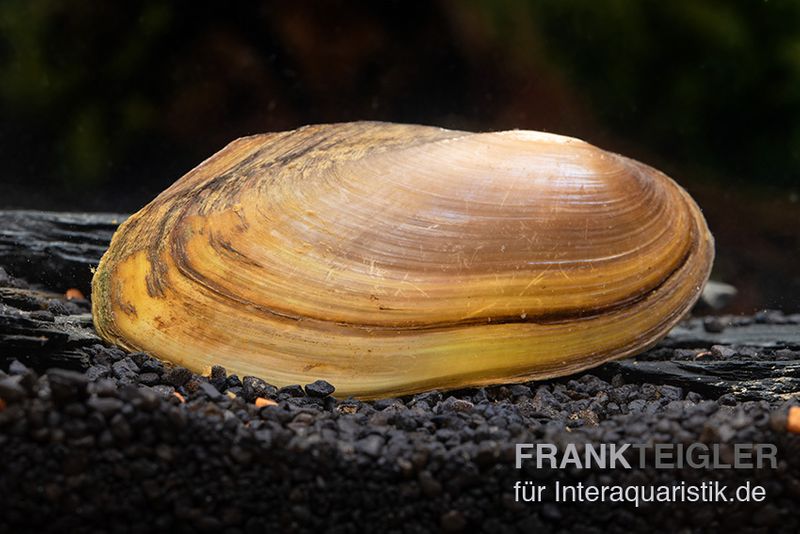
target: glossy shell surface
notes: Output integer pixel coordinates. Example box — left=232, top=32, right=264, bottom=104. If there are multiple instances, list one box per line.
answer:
left=92, top=122, right=714, bottom=398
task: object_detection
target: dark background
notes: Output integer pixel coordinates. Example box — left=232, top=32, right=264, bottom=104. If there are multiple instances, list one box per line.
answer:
left=0, top=0, right=797, bottom=312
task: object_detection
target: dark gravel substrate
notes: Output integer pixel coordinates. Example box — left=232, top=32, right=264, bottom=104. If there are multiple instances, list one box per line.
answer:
left=2, top=269, right=800, bottom=533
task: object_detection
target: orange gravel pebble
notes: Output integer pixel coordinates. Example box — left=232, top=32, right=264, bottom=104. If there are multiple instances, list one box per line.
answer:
left=788, top=406, right=800, bottom=434
left=172, top=392, right=186, bottom=403
left=255, top=397, right=277, bottom=408
left=65, top=288, right=85, bottom=300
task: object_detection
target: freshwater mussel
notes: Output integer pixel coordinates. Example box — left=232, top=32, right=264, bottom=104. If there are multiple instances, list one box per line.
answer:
left=92, top=122, right=714, bottom=398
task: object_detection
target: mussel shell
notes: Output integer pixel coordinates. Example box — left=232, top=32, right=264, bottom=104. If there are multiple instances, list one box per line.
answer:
left=92, top=122, right=714, bottom=398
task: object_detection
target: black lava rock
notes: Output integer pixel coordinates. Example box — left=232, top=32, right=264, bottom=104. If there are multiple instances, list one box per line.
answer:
left=164, top=366, right=192, bottom=387
left=278, top=384, right=305, bottom=398
left=242, top=376, right=277, bottom=402
left=197, top=381, right=222, bottom=400
left=47, top=368, right=89, bottom=403
left=304, top=379, right=335, bottom=398
left=111, top=357, right=140, bottom=383
left=210, top=365, right=227, bottom=391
